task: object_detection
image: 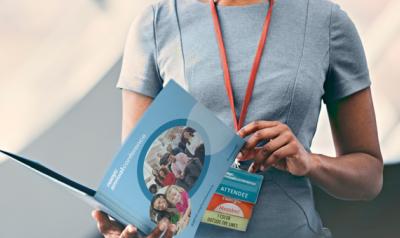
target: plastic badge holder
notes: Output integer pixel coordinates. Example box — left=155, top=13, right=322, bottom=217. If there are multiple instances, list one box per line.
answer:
left=202, top=167, right=263, bottom=231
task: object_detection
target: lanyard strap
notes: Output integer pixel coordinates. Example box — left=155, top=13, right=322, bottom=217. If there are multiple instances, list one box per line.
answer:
left=209, top=0, right=274, bottom=131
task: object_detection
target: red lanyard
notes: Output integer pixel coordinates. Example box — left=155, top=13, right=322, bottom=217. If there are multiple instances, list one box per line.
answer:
left=209, top=0, right=274, bottom=131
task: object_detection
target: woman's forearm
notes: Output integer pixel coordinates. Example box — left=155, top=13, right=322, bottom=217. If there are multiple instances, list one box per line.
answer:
left=121, top=90, right=153, bottom=142
left=308, top=152, right=383, bottom=201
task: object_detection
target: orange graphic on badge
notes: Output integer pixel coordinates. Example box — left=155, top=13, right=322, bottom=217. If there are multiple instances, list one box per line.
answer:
left=207, top=194, right=253, bottom=219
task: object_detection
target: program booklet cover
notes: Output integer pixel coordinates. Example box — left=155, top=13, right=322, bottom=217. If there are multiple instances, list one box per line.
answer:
left=0, top=80, right=245, bottom=238
left=95, top=80, right=245, bottom=237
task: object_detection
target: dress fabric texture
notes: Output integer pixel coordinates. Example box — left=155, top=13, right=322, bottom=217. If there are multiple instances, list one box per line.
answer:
left=116, top=0, right=371, bottom=237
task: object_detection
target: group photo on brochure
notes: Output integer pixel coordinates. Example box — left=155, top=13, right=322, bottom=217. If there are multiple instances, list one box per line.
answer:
left=144, top=126, right=205, bottom=233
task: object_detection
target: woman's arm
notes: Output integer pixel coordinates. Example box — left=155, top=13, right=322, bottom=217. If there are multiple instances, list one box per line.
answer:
left=237, top=88, right=383, bottom=201
left=121, top=90, right=153, bottom=142
left=309, top=87, right=383, bottom=200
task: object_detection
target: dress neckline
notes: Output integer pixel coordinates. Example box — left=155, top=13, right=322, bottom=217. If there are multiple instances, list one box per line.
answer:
left=190, top=0, right=269, bottom=9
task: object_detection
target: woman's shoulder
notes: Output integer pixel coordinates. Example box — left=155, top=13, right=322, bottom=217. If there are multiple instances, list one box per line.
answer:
left=129, top=0, right=194, bottom=34
left=300, top=0, right=338, bottom=9
left=126, top=0, right=183, bottom=40
left=130, top=0, right=176, bottom=23
left=305, top=0, right=350, bottom=20
left=279, top=0, right=352, bottom=29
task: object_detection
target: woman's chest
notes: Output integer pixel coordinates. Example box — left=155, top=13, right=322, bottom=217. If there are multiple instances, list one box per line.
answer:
left=156, top=0, right=330, bottom=126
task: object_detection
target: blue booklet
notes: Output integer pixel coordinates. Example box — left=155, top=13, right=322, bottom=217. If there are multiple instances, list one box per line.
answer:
left=0, top=80, right=245, bottom=237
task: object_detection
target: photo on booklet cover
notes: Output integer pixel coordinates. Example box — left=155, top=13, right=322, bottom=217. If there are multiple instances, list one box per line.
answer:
left=149, top=185, right=191, bottom=234
left=143, top=126, right=205, bottom=193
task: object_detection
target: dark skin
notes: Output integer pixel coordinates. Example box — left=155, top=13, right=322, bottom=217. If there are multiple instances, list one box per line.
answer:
left=237, top=88, right=383, bottom=201
left=92, top=211, right=176, bottom=238
left=93, top=0, right=383, bottom=236
left=93, top=88, right=383, bottom=237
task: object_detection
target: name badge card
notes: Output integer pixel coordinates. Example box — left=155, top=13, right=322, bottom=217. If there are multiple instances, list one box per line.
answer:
left=201, top=168, right=263, bottom=231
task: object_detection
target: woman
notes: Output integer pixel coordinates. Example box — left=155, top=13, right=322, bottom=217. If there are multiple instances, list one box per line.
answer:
left=165, top=185, right=191, bottom=217
left=159, top=167, right=177, bottom=186
left=152, top=168, right=164, bottom=188
left=92, top=0, right=383, bottom=237
left=178, top=127, right=196, bottom=157
left=165, top=185, right=192, bottom=232
left=150, top=194, right=181, bottom=225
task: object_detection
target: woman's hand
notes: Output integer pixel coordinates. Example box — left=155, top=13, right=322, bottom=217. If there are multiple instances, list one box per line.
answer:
left=236, top=121, right=314, bottom=176
left=92, top=210, right=176, bottom=238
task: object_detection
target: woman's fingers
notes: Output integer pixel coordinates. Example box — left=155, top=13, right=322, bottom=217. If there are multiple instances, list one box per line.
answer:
left=249, top=143, right=293, bottom=173
left=92, top=210, right=115, bottom=233
left=240, top=127, right=281, bottom=157
left=238, top=121, right=280, bottom=138
left=237, top=148, right=258, bottom=162
left=147, top=219, right=169, bottom=238
left=120, top=225, right=138, bottom=238
left=163, top=224, right=177, bottom=238
left=92, top=210, right=175, bottom=238
left=247, top=132, right=292, bottom=172
left=238, top=122, right=290, bottom=161
left=261, top=130, right=292, bottom=155
left=262, top=142, right=297, bottom=169
left=239, top=120, right=311, bottom=176
left=247, top=149, right=264, bottom=173
left=92, top=210, right=124, bottom=236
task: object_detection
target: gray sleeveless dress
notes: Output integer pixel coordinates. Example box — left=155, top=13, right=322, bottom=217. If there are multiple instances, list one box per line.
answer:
left=117, top=0, right=371, bottom=237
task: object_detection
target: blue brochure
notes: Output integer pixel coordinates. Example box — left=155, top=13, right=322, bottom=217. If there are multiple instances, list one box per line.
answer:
left=0, top=80, right=245, bottom=237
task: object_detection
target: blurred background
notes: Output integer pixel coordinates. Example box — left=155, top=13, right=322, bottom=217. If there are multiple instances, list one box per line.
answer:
left=0, top=0, right=399, bottom=237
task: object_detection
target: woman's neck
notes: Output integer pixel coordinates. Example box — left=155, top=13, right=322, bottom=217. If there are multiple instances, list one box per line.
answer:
left=198, top=0, right=265, bottom=6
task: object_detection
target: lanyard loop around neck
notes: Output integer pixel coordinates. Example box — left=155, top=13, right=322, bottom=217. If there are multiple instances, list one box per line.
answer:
left=209, top=0, right=274, bottom=131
